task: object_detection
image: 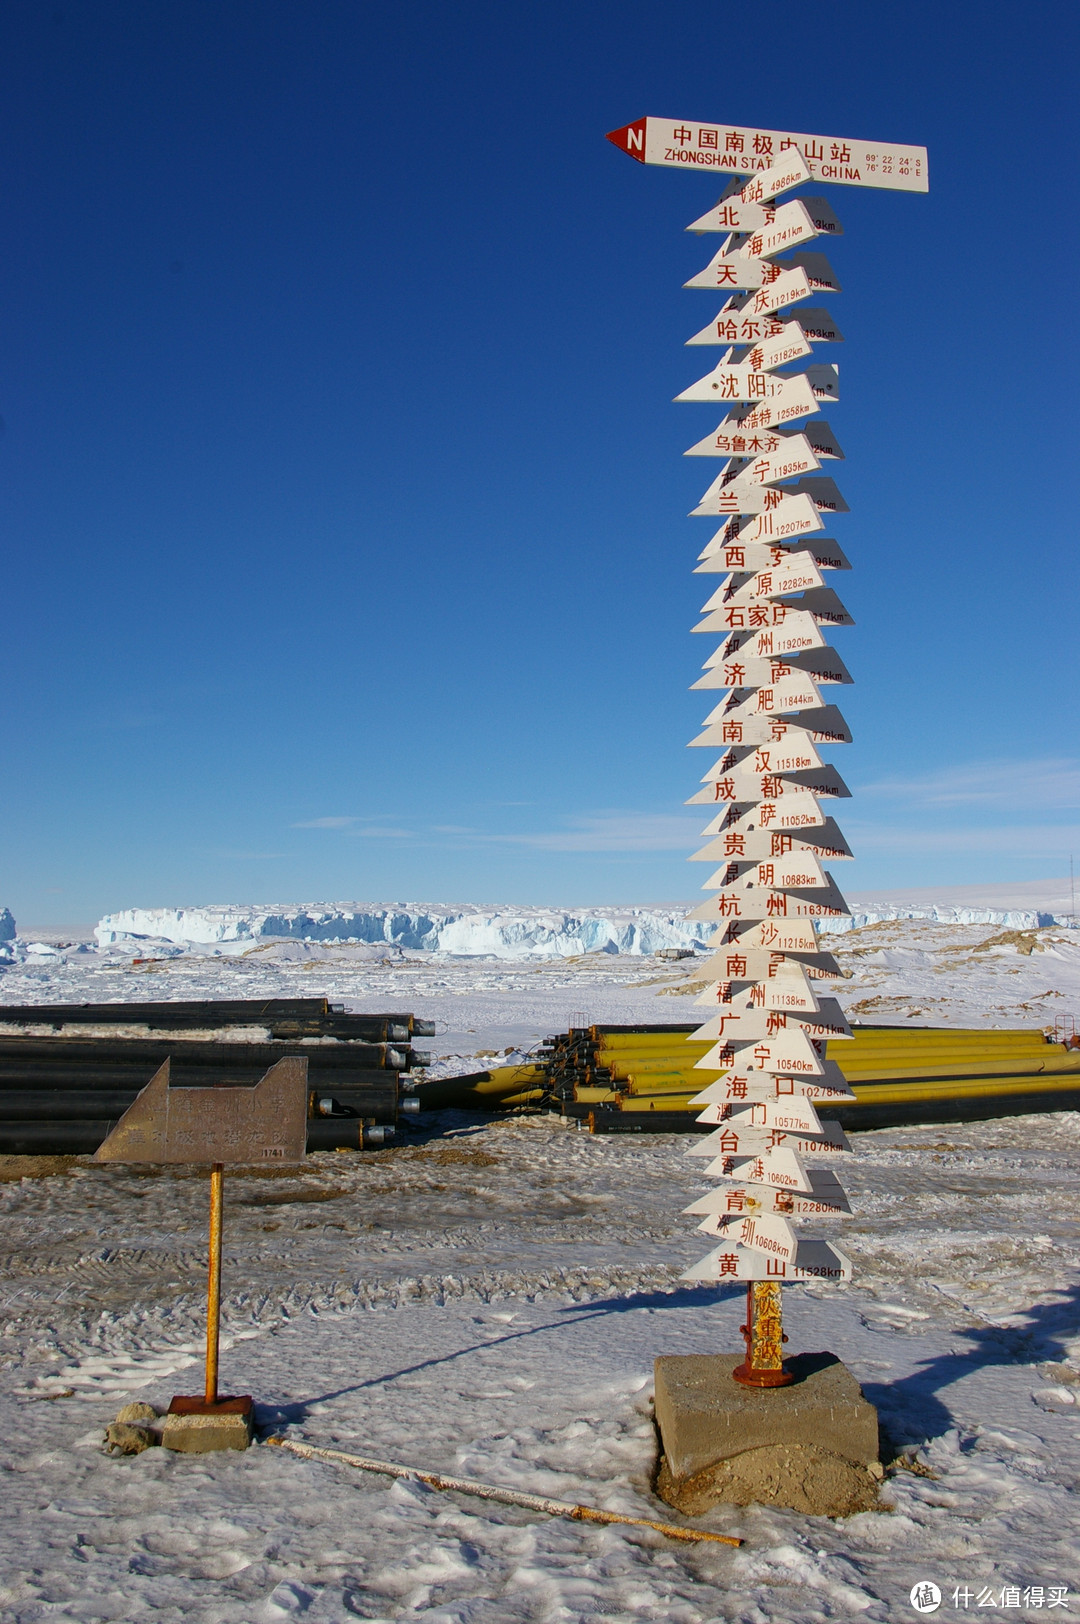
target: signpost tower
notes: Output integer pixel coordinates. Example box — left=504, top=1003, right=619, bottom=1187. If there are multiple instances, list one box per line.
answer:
left=606, top=116, right=927, bottom=1510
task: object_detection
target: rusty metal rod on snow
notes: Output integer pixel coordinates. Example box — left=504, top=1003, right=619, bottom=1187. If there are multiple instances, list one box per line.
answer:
left=266, top=1435, right=741, bottom=1546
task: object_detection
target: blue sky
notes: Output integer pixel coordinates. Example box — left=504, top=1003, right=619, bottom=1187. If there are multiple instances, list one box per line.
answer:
left=2, top=0, right=1077, bottom=925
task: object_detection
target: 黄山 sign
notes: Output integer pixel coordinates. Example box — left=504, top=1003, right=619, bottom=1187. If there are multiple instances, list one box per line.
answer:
left=606, top=131, right=927, bottom=1393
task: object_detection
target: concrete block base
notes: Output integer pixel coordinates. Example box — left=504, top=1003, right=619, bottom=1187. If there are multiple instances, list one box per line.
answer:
left=161, top=1395, right=253, bottom=1453
left=654, top=1352, right=881, bottom=1518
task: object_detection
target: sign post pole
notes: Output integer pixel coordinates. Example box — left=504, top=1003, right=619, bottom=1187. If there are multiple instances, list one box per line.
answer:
left=736, top=1280, right=791, bottom=1387
left=205, top=1162, right=225, bottom=1407
left=95, top=1056, right=309, bottom=1451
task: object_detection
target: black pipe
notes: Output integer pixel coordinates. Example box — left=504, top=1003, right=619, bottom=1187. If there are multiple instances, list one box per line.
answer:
left=0, top=1038, right=414, bottom=1069
left=0, top=1119, right=400, bottom=1154
left=0, top=1002, right=435, bottom=1041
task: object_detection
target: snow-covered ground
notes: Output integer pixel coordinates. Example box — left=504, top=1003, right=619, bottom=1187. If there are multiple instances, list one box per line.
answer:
left=1, top=1109, right=1078, bottom=1622
left=0, top=908, right=1079, bottom=1620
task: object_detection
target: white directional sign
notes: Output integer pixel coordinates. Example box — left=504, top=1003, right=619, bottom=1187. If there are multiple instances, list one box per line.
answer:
left=697, top=496, right=824, bottom=555
left=683, top=197, right=773, bottom=235
left=693, top=942, right=840, bottom=979
left=696, top=755, right=850, bottom=794
left=684, top=246, right=841, bottom=294
left=685, top=152, right=813, bottom=227
left=696, top=647, right=853, bottom=688
left=738, top=199, right=822, bottom=261
left=697, top=1096, right=825, bottom=1134
left=685, top=292, right=816, bottom=347
left=687, top=1117, right=849, bottom=1158
left=693, top=537, right=851, bottom=576
left=688, top=1071, right=855, bottom=1107
left=691, top=475, right=819, bottom=520
left=691, top=816, right=854, bottom=864
left=734, top=433, right=822, bottom=486
left=687, top=882, right=852, bottom=924
left=699, top=850, right=830, bottom=893
left=606, top=118, right=928, bottom=192
left=696, top=1210, right=800, bottom=1264
left=675, top=359, right=813, bottom=405
left=682, top=1238, right=853, bottom=1283
left=717, top=556, right=828, bottom=602
left=684, top=415, right=846, bottom=461
left=683, top=1172, right=851, bottom=1216
left=690, top=999, right=852, bottom=1043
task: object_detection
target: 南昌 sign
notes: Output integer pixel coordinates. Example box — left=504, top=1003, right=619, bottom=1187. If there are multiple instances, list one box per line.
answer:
left=606, top=118, right=928, bottom=193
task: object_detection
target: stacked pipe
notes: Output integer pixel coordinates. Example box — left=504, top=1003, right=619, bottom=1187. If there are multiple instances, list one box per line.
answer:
left=0, top=1001, right=435, bottom=1154
left=542, top=1022, right=1080, bottom=1131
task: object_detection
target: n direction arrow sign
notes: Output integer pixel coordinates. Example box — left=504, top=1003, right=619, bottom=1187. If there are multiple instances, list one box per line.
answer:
left=606, top=117, right=928, bottom=193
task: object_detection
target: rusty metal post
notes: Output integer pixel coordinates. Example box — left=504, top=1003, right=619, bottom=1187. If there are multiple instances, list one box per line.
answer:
left=733, top=1280, right=794, bottom=1387
left=205, top=1162, right=224, bottom=1405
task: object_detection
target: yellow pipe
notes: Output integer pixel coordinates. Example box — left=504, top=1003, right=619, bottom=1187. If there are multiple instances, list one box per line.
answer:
left=622, top=1074, right=714, bottom=1095
left=609, top=1055, right=716, bottom=1076
left=604, top=1071, right=1080, bottom=1116
left=617, top=1094, right=700, bottom=1112
left=594, top=1034, right=708, bottom=1053
left=496, top=1089, right=547, bottom=1108
left=847, top=1072, right=1080, bottom=1106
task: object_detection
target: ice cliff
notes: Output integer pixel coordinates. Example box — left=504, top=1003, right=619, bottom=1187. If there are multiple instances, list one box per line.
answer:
left=94, top=903, right=711, bottom=958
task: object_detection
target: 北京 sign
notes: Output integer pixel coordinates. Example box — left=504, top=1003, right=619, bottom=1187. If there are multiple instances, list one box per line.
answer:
left=606, top=118, right=928, bottom=193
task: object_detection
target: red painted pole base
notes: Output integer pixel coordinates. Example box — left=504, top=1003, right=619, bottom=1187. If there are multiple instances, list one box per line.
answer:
left=732, top=1360, right=795, bottom=1388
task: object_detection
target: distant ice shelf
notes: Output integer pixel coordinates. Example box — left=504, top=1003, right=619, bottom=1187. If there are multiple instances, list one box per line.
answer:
left=89, top=883, right=1080, bottom=961
left=93, top=903, right=712, bottom=959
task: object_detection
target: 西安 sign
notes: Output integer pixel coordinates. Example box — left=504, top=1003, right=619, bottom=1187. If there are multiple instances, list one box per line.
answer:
left=606, top=118, right=928, bottom=193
